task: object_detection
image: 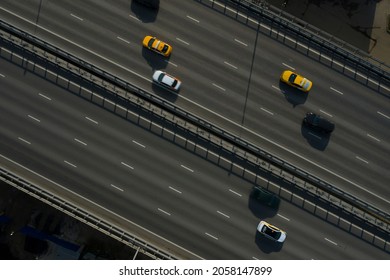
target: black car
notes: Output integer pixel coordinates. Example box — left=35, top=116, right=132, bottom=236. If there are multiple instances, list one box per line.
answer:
left=303, top=112, right=335, bottom=133
left=251, top=186, right=280, bottom=209
left=134, top=0, right=159, bottom=9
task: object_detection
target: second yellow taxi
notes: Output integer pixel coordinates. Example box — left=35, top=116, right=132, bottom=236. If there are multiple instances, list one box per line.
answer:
left=142, top=35, right=172, bottom=57
left=280, top=70, right=312, bottom=92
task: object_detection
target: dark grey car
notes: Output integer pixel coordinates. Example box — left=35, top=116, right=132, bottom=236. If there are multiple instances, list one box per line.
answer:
left=303, top=112, right=335, bottom=133
left=134, top=0, right=159, bottom=9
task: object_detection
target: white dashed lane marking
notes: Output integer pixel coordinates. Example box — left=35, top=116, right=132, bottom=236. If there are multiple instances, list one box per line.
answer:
left=324, top=238, right=338, bottom=246
left=64, top=160, right=77, bottom=168
left=28, top=115, right=41, bottom=122
left=282, top=63, right=295, bottom=70
left=217, top=211, right=230, bottom=219
left=169, top=186, right=182, bottom=194
left=74, top=138, right=87, bottom=146
left=205, top=232, right=218, bottom=240
left=366, top=134, right=380, bottom=142
left=117, top=36, right=131, bottom=44
left=356, top=156, right=369, bottom=164
left=110, top=184, right=124, bottom=192
left=121, top=162, right=134, bottom=170
left=330, top=87, right=344, bottom=95
left=180, top=165, right=194, bottom=173
left=70, top=13, right=83, bottom=21
left=234, top=38, right=248, bottom=46
left=38, top=93, right=51, bottom=100
left=186, top=15, right=200, bottom=23
left=176, top=37, right=190, bottom=45
left=224, top=61, right=238, bottom=69
left=85, top=116, right=98, bottom=124
left=132, top=140, right=146, bottom=148
left=158, top=208, right=171, bottom=216
left=377, top=111, right=390, bottom=119
left=212, top=83, right=226, bottom=92
left=229, top=189, right=242, bottom=197
left=18, top=137, right=31, bottom=145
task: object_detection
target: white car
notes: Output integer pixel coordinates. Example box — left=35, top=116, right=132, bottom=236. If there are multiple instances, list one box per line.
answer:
left=257, top=221, right=286, bottom=242
left=152, top=70, right=181, bottom=91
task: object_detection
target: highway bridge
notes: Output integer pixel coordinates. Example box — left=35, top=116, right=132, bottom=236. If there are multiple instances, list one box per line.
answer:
left=0, top=0, right=389, bottom=259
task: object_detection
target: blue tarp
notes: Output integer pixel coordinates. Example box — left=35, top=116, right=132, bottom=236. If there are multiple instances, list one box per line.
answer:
left=20, top=226, right=81, bottom=252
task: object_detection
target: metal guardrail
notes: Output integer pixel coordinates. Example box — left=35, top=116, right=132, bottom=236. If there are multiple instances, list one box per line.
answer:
left=223, top=0, right=390, bottom=80
left=0, top=167, right=176, bottom=260
left=0, top=19, right=389, bottom=230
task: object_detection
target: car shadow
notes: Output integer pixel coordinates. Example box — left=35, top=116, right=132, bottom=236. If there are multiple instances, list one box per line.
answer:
left=248, top=196, right=279, bottom=219
left=301, top=123, right=330, bottom=151
left=141, top=48, right=169, bottom=71
left=279, top=81, right=308, bottom=107
left=254, top=229, right=284, bottom=254
left=130, top=0, right=159, bottom=23
left=151, top=82, right=179, bottom=102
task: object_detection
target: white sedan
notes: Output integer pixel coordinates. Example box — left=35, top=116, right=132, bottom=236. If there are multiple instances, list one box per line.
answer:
left=257, top=221, right=287, bottom=242
left=152, top=70, right=181, bottom=91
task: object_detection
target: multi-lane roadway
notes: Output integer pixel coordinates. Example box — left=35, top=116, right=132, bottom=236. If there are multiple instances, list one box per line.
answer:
left=0, top=0, right=389, bottom=258
left=0, top=53, right=388, bottom=259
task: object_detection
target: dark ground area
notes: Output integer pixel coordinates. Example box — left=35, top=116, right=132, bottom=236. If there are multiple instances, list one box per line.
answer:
left=0, top=181, right=153, bottom=260
left=266, top=0, right=390, bottom=64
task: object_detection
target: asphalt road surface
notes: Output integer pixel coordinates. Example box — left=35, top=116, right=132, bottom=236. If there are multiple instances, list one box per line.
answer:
left=0, top=48, right=388, bottom=259
left=1, top=1, right=389, bottom=213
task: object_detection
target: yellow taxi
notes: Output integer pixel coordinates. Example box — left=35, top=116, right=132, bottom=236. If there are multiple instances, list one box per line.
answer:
left=280, top=70, right=312, bottom=92
left=142, top=35, right=172, bottom=57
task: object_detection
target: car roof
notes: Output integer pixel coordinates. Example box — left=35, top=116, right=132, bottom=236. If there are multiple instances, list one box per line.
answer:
left=252, top=187, right=280, bottom=209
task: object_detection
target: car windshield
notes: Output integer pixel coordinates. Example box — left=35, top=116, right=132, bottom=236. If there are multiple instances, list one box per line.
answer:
left=161, top=44, right=169, bottom=53
left=148, top=38, right=155, bottom=48
left=288, top=74, right=297, bottom=83
left=262, top=225, right=281, bottom=240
